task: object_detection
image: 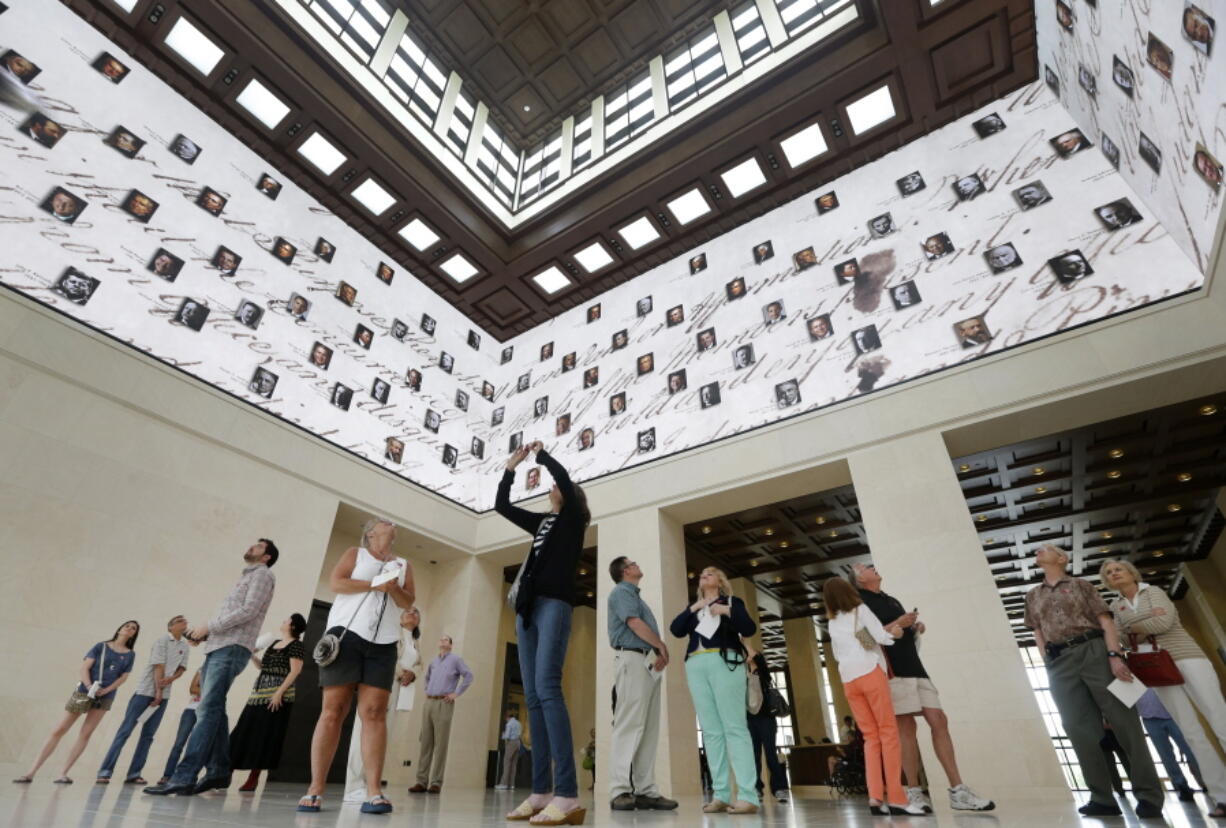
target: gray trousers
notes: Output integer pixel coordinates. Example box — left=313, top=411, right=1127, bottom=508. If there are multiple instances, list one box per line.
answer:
left=1046, top=638, right=1163, bottom=806
left=499, top=738, right=521, bottom=787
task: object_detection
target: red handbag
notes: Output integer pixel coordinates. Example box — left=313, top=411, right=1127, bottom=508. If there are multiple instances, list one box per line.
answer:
left=1126, top=633, right=1184, bottom=686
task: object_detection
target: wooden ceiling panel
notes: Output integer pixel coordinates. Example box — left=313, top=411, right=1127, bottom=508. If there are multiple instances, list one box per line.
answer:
left=538, top=57, right=586, bottom=103
left=508, top=16, right=557, bottom=68
left=573, top=27, right=624, bottom=77
left=473, top=44, right=521, bottom=94
left=439, top=4, right=492, bottom=56
left=608, top=0, right=666, bottom=52
left=543, top=0, right=600, bottom=41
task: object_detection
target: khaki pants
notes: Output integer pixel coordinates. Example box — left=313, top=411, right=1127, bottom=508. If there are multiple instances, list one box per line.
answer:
left=499, top=738, right=521, bottom=787
left=609, top=650, right=662, bottom=799
left=416, top=698, right=455, bottom=787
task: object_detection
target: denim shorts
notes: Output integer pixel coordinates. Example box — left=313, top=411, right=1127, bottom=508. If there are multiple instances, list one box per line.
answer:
left=318, top=629, right=397, bottom=690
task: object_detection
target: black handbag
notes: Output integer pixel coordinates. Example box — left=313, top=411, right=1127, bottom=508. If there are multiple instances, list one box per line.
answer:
left=66, top=643, right=107, bottom=713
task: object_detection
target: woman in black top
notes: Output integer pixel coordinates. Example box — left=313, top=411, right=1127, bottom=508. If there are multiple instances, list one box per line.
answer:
left=229, top=614, right=306, bottom=792
left=496, top=441, right=589, bottom=826
left=745, top=651, right=790, bottom=803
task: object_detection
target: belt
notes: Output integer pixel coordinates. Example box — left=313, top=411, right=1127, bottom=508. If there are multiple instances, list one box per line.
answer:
left=614, top=646, right=651, bottom=655
left=426, top=695, right=449, bottom=700
left=1045, top=629, right=1103, bottom=659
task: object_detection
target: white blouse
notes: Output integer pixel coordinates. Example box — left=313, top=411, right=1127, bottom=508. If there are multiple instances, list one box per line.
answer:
left=828, top=606, right=896, bottom=684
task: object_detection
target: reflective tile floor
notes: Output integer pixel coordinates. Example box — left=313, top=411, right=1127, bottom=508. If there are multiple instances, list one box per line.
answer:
left=1, top=783, right=1222, bottom=827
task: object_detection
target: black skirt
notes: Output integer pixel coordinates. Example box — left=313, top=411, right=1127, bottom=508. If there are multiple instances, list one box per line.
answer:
left=228, top=701, right=293, bottom=770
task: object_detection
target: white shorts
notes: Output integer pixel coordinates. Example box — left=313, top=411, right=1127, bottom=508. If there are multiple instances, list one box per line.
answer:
left=889, top=677, right=941, bottom=715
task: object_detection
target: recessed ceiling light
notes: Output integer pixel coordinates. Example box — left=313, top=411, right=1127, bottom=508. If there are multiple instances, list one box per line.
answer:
left=701, top=525, right=712, bottom=534
left=976, top=515, right=987, bottom=522
left=845, top=85, right=895, bottom=134
left=440, top=253, right=479, bottom=283
left=573, top=242, right=614, bottom=273
left=1167, top=503, right=1182, bottom=512
left=296, top=132, right=347, bottom=175
left=773, top=576, right=783, bottom=583
left=750, top=559, right=759, bottom=567
left=586, top=591, right=594, bottom=598
left=959, top=464, right=971, bottom=472
left=1103, top=532, right=1113, bottom=539
left=1199, top=404, right=1217, bottom=416
left=617, top=216, right=660, bottom=250
left=532, top=266, right=570, bottom=294
left=1177, top=472, right=1192, bottom=482
left=235, top=78, right=291, bottom=130
left=720, top=157, right=767, bottom=198
left=523, top=105, right=531, bottom=112
left=163, top=17, right=226, bottom=76
left=1107, top=470, right=1122, bottom=479
left=828, top=530, right=838, bottom=538
left=578, top=568, right=588, bottom=575
left=779, top=541, right=790, bottom=549
left=1033, top=467, right=1046, bottom=476
left=350, top=178, right=396, bottom=216
left=815, top=516, right=826, bottom=525
left=764, top=528, right=775, bottom=536
left=1109, top=448, right=1125, bottom=459
left=1034, top=486, right=1047, bottom=494
left=779, top=122, right=828, bottom=168
left=398, top=218, right=440, bottom=251
left=1153, top=550, right=1166, bottom=557
left=666, top=188, right=711, bottom=225
left=985, top=538, right=995, bottom=544
left=688, top=571, right=696, bottom=578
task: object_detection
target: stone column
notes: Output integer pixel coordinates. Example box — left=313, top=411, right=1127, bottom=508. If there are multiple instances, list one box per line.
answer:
left=595, top=508, right=701, bottom=804
left=729, top=577, right=764, bottom=653
left=848, top=430, right=1069, bottom=802
left=822, top=641, right=852, bottom=726
left=783, top=617, right=829, bottom=744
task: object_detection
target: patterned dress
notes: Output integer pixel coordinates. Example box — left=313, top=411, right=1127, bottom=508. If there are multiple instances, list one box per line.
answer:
left=229, top=639, right=304, bottom=770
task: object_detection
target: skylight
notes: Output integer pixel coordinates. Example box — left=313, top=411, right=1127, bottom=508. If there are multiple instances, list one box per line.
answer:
left=235, top=79, right=291, bottom=130
left=163, top=17, right=226, bottom=77
left=398, top=218, right=440, bottom=251
left=573, top=242, right=614, bottom=273
left=667, top=188, right=712, bottom=225
left=721, top=157, right=767, bottom=198
left=109, top=0, right=139, bottom=11
left=533, top=267, right=571, bottom=294
left=846, top=85, right=895, bottom=135
left=440, top=253, right=479, bottom=283
left=618, top=217, right=661, bottom=250
left=351, top=177, right=397, bottom=215
left=297, top=132, right=347, bottom=175
left=779, top=122, right=828, bottom=168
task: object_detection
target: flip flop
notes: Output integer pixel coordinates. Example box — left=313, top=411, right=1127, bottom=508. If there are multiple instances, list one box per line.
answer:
left=506, top=799, right=545, bottom=821
left=124, top=777, right=146, bottom=785
left=297, top=794, right=322, bottom=812
left=53, top=777, right=73, bottom=785
left=95, top=778, right=110, bottom=785
left=12, top=776, right=33, bottom=784
left=360, top=795, right=393, bottom=814
left=529, top=804, right=586, bottom=826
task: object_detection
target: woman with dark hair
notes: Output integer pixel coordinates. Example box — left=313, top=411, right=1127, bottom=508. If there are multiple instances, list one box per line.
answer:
left=14, top=620, right=140, bottom=784
left=229, top=614, right=306, bottom=792
left=496, top=440, right=589, bottom=826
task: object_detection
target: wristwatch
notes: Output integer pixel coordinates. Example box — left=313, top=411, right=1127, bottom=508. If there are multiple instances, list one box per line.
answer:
left=1107, top=651, right=1123, bottom=659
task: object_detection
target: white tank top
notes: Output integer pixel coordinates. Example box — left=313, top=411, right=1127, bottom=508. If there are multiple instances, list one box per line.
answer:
left=326, top=548, right=407, bottom=645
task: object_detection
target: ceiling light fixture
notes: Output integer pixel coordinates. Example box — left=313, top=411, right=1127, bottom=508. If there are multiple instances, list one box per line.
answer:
left=617, top=216, right=660, bottom=250
left=1153, top=550, right=1166, bottom=557
left=959, top=464, right=971, bottom=472
left=1103, top=532, right=1113, bottom=539
left=531, top=266, right=570, bottom=294
left=578, top=568, right=588, bottom=576
left=665, top=188, right=711, bottom=225
left=779, top=541, right=790, bottom=549
left=1199, top=404, right=1217, bottom=416
left=350, top=178, right=396, bottom=215
left=1035, top=486, right=1047, bottom=494
left=398, top=218, right=440, bottom=251
left=573, top=242, right=613, bottom=273
left=296, top=132, right=347, bottom=175
left=439, top=253, right=479, bottom=283
left=1107, top=470, right=1122, bottom=479
left=235, top=78, right=291, bottom=130
left=1167, top=504, right=1182, bottom=512
left=720, top=157, right=767, bottom=198
left=828, top=530, right=838, bottom=538
left=779, top=122, right=829, bottom=168
left=815, top=516, right=826, bottom=525
left=976, top=515, right=987, bottom=522
left=750, top=560, right=759, bottom=567
left=764, top=528, right=774, bottom=536
left=701, top=525, right=712, bottom=534
left=1109, top=448, right=1125, bottom=459
left=1177, top=472, right=1192, bottom=482
left=163, top=16, right=226, bottom=76
left=773, top=576, right=783, bottom=583
left=845, top=84, right=896, bottom=134
left=1033, top=467, right=1046, bottom=476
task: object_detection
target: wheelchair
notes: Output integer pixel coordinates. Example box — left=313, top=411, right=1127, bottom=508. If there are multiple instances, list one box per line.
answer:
left=828, top=750, right=867, bottom=796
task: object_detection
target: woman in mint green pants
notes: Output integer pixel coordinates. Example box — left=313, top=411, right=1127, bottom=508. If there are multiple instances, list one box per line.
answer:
left=670, top=567, right=760, bottom=814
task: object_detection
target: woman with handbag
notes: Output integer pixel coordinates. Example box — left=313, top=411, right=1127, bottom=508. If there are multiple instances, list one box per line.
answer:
left=13, top=620, right=140, bottom=784
left=229, top=613, right=307, bottom=792
left=821, top=578, right=924, bottom=816
left=297, top=518, right=415, bottom=815
left=1102, top=559, right=1226, bottom=817
left=669, top=566, right=759, bottom=815
left=496, top=441, right=589, bottom=827
left=744, top=649, right=791, bottom=803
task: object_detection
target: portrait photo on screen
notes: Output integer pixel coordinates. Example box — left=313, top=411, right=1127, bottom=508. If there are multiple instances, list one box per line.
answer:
left=637, top=353, right=654, bottom=375
left=1094, top=198, right=1143, bottom=230
left=1077, top=64, right=1097, bottom=97
left=169, top=134, right=202, bottom=164
left=234, top=300, right=263, bottom=330
left=526, top=467, right=540, bottom=489
left=1147, top=32, right=1174, bottom=79
left=952, top=173, right=985, bottom=201
left=561, top=352, right=577, bottom=372
left=1051, top=128, right=1092, bottom=157
left=851, top=325, right=882, bottom=355
left=442, top=445, right=458, bottom=469
left=666, top=304, right=685, bottom=326
left=890, top=280, right=922, bottom=310
left=667, top=369, right=688, bottom=394
left=807, top=315, right=833, bottom=341
left=533, top=396, right=548, bottom=417
left=491, top=406, right=504, bottom=426
left=314, top=237, right=336, bottom=262
left=385, top=437, right=404, bottom=463
left=308, top=341, right=333, bottom=370
left=921, top=232, right=954, bottom=261
left=518, top=372, right=531, bottom=392
left=371, top=377, right=391, bottom=404
left=587, top=303, right=601, bottom=323
left=732, top=344, right=755, bottom=370
left=92, top=52, right=129, bottom=84
left=555, top=414, right=571, bottom=436
left=1183, top=3, right=1215, bottom=55
left=696, top=328, right=717, bottom=352
left=120, top=190, right=158, bottom=223
left=53, top=267, right=98, bottom=305
left=1194, top=143, right=1223, bottom=190
left=762, top=300, right=786, bottom=326
left=471, top=437, right=485, bottom=460
left=896, top=171, right=925, bottom=196
left=984, top=243, right=1022, bottom=273
left=1112, top=56, right=1135, bottom=97
left=689, top=253, right=707, bottom=274
left=424, top=409, right=441, bottom=433
left=636, top=296, right=653, bottom=317
left=41, top=186, right=86, bottom=225
left=699, top=382, right=721, bottom=409
left=867, top=212, right=896, bottom=238
left=815, top=191, right=839, bottom=214
left=540, top=342, right=554, bottom=361
left=173, top=298, right=210, bottom=331
left=1048, top=250, right=1094, bottom=285
left=249, top=367, right=278, bottom=398
left=583, top=367, right=599, bottom=388
left=1138, top=132, right=1162, bottom=173
left=104, top=126, right=145, bottom=159
left=439, top=352, right=454, bottom=374
left=271, top=237, right=297, bottom=264
left=834, top=258, right=860, bottom=285
left=196, top=187, right=227, bottom=216
left=2, top=49, right=40, bottom=84
left=213, top=246, right=241, bottom=276
left=1013, top=181, right=1053, bottom=210
left=752, top=240, right=774, bottom=263
left=508, top=431, right=522, bottom=451
left=354, top=324, right=374, bottom=350
left=954, top=315, right=993, bottom=348
left=775, top=379, right=801, bottom=409
left=637, top=428, right=656, bottom=454
left=725, top=277, right=746, bottom=301
left=482, top=381, right=495, bottom=400
left=407, top=369, right=423, bottom=391
left=467, top=330, right=480, bottom=350
left=501, top=346, right=514, bottom=364
left=148, top=249, right=184, bottom=281
left=1055, top=0, right=1073, bottom=30
left=456, top=389, right=469, bottom=412
left=421, top=313, right=436, bottom=335
left=972, top=113, right=1005, bottom=138
left=288, top=293, right=311, bottom=321
left=578, top=428, right=595, bottom=451
left=1101, top=134, right=1121, bottom=169
left=609, top=392, right=627, bottom=416
left=330, top=383, right=353, bottom=411
left=256, top=173, right=282, bottom=200
left=335, top=282, right=357, bottom=306
left=794, top=247, right=817, bottom=270
left=612, top=330, right=629, bottom=351
left=21, top=113, right=66, bottom=148
left=1045, top=64, right=1060, bottom=94
left=376, top=262, right=394, bottom=285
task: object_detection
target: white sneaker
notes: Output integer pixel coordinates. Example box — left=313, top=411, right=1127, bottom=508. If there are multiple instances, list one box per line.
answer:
left=949, top=783, right=995, bottom=811
left=889, top=802, right=931, bottom=816
left=907, top=786, right=933, bottom=813
left=774, top=790, right=789, bottom=803
left=494, top=784, right=508, bottom=790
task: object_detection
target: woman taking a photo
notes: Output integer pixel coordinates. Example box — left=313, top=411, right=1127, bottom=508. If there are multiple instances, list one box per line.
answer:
left=229, top=613, right=307, bottom=792
left=14, top=620, right=140, bottom=784
left=496, top=441, right=589, bottom=827
left=1102, top=558, right=1226, bottom=817
left=669, top=566, right=759, bottom=815
left=822, top=578, right=924, bottom=816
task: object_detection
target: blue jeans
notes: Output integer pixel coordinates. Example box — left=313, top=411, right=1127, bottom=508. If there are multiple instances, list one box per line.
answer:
left=516, top=597, right=577, bottom=797
left=163, top=707, right=197, bottom=781
left=97, top=694, right=167, bottom=780
left=1143, top=716, right=1201, bottom=789
left=170, top=645, right=248, bottom=785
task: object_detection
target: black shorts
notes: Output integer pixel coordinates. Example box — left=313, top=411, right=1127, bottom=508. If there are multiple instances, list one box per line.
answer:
left=318, top=628, right=397, bottom=690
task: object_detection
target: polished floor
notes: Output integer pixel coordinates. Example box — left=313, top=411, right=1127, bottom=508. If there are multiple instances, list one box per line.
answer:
left=1, top=783, right=1222, bottom=827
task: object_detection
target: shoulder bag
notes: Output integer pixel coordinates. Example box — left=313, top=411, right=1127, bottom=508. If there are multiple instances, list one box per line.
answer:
left=66, top=643, right=107, bottom=714
left=854, top=607, right=879, bottom=651
left=746, top=666, right=765, bottom=715
left=1126, top=632, right=1183, bottom=686
left=314, top=591, right=373, bottom=668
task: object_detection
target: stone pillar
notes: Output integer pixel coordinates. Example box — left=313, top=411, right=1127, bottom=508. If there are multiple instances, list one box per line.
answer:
left=595, top=508, right=701, bottom=803
left=783, top=617, right=829, bottom=744
left=848, top=430, right=1069, bottom=802
left=729, top=577, right=764, bottom=653
left=823, top=640, right=852, bottom=726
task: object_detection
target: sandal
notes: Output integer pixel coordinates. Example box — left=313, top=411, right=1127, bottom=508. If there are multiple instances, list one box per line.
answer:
left=507, top=798, right=545, bottom=821
left=96, top=778, right=110, bottom=785
left=53, top=777, right=73, bottom=784
left=529, top=804, right=586, bottom=826
left=124, top=777, right=146, bottom=785
left=360, top=795, right=393, bottom=814
left=12, top=776, right=33, bottom=784
left=297, top=794, right=322, bottom=812
left=1210, top=803, right=1226, bottom=819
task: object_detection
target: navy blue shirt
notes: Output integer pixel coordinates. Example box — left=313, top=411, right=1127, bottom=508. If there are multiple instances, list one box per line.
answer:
left=76, top=641, right=135, bottom=693
left=669, top=596, right=756, bottom=661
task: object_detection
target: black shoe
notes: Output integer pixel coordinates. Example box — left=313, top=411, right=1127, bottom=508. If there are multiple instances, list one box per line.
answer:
left=611, top=794, right=637, bottom=811
left=1134, top=800, right=1163, bottom=818
left=192, top=775, right=231, bottom=795
left=143, top=782, right=196, bottom=796
left=868, top=803, right=889, bottom=815
left=1177, top=785, right=1196, bottom=802
left=1078, top=801, right=1122, bottom=816
left=635, top=794, right=679, bottom=810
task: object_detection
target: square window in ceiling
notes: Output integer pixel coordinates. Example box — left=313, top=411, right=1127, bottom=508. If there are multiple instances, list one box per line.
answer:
left=235, top=79, right=291, bottom=130
left=779, top=122, right=828, bottom=168
left=441, top=253, right=479, bottom=283
left=109, top=0, right=139, bottom=11
left=533, top=266, right=571, bottom=294
left=351, top=178, right=396, bottom=215
left=296, top=132, right=346, bottom=175
left=666, top=188, right=711, bottom=225
left=163, top=17, right=226, bottom=76
left=573, top=242, right=614, bottom=273
left=720, top=157, right=767, bottom=198
left=846, top=85, right=895, bottom=135
left=398, top=218, right=439, bottom=251
left=618, top=216, right=661, bottom=250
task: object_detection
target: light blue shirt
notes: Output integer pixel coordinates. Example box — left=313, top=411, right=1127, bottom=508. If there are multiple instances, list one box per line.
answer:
left=502, top=717, right=523, bottom=740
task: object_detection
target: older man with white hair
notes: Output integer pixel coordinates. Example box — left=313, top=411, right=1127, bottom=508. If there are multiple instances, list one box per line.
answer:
left=1024, top=544, right=1163, bottom=819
